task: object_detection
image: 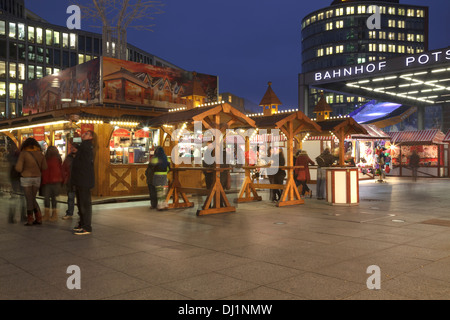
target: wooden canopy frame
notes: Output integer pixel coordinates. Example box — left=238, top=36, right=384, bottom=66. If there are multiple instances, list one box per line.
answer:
left=238, top=111, right=322, bottom=206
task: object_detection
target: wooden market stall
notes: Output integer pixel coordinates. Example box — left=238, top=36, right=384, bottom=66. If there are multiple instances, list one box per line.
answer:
left=145, top=102, right=257, bottom=215
left=237, top=111, right=322, bottom=206
left=386, top=129, right=448, bottom=178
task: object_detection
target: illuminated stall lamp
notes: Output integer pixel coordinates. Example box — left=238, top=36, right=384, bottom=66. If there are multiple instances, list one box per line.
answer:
left=197, top=101, right=224, bottom=108
left=0, top=120, right=70, bottom=133
left=302, top=133, right=311, bottom=143
left=61, top=98, right=72, bottom=102
left=169, top=107, right=187, bottom=112
left=77, top=119, right=104, bottom=125
left=110, top=121, right=139, bottom=127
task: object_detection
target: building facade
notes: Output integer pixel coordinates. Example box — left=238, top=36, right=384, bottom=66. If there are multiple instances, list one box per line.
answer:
left=0, top=0, right=180, bottom=119
left=300, top=0, right=428, bottom=116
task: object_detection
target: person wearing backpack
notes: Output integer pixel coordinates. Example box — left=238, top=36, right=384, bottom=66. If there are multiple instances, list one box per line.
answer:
left=15, top=138, right=48, bottom=226
left=315, top=148, right=335, bottom=200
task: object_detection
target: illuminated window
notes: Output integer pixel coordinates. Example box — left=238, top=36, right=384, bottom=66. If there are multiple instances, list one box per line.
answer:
left=46, top=30, right=52, bottom=46
left=388, top=44, right=396, bottom=52
left=335, top=20, right=344, bottom=28
left=9, top=23, right=16, bottom=39
left=28, top=26, right=34, bottom=43
left=326, top=10, right=333, bottom=18
left=378, top=44, right=386, bottom=52
left=0, top=61, right=5, bottom=79
left=407, top=9, right=415, bottom=17
left=54, top=31, right=60, bottom=46
left=357, top=57, right=366, bottom=64
left=380, top=6, right=386, bottom=14
left=398, top=45, right=405, bottom=53
left=336, top=45, right=344, bottom=53
left=310, top=15, right=316, bottom=23
left=317, top=48, right=324, bottom=57
left=9, top=83, right=16, bottom=99
left=306, top=18, right=310, bottom=26
left=369, top=43, right=377, bottom=52
left=346, top=7, right=354, bottom=15
left=416, top=34, right=424, bottom=42
left=388, top=7, right=396, bottom=15
left=398, top=33, right=405, bottom=41
left=416, top=47, right=424, bottom=53
left=335, top=8, right=343, bottom=16
left=17, top=23, right=25, bottom=41
left=369, top=31, right=376, bottom=39
left=368, top=56, right=376, bottom=62
left=70, top=33, right=76, bottom=49
left=62, top=33, right=69, bottom=48
left=0, top=21, right=5, bottom=36
left=407, top=46, right=414, bottom=54
left=357, top=6, right=366, bottom=14
left=326, top=46, right=333, bottom=55
left=18, top=64, right=25, bottom=80
left=326, top=95, right=334, bottom=104
left=388, top=20, right=396, bottom=28
left=78, top=53, right=85, bottom=64
left=407, top=33, right=414, bottom=41
left=28, top=65, right=35, bottom=80
left=36, top=66, right=43, bottom=79
left=378, top=31, right=386, bottom=39
left=388, top=32, right=396, bottom=40
left=417, top=10, right=425, bottom=18
left=9, top=62, right=16, bottom=79
left=18, top=83, right=23, bottom=99
left=36, top=28, right=43, bottom=44
left=398, top=20, right=405, bottom=28
left=398, top=8, right=405, bottom=16
left=326, top=22, right=333, bottom=31
left=318, top=13, right=324, bottom=20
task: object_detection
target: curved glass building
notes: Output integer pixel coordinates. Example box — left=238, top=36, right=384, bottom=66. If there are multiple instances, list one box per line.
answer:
left=300, top=0, right=428, bottom=115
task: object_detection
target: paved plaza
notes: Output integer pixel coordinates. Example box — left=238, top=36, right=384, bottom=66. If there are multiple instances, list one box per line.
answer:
left=1, top=176, right=450, bottom=300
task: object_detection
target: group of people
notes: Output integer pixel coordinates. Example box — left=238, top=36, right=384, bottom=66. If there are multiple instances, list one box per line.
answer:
left=12, top=130, right=95, bottom=235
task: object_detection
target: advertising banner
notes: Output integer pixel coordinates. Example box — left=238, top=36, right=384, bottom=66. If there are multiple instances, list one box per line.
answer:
left=33, top=126, right=45, bottom=141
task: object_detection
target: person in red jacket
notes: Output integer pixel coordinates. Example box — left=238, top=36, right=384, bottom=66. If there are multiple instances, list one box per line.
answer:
left=41, top=146, right=63, bottom=221
left=294, top=150, right=315, bottom=198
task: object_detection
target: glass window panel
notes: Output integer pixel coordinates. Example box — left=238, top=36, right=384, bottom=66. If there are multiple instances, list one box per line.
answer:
left=62, top=33, right=69, bottom=48
left=28, top=45, right=35, bottom=62
left=54, top=31, right=60, bottom=46
left=18, top=23, right=25, bottom=41
left=9, top=62, right=16, bottom=79
left=45, top=67, right=52, bottom=76
left=10, top=102, right=16, bottom=118
left=45, top=48, right=53, bottom=64
left=36, top=66, right=43, bottom=79
left=9, top=83, right=16, bottom=99
left=46, top=29, right=52, bottom=46
left=78, top=35, right=85, bottom=51
left=28, top=26, right=34, bottom=43
left=37, top=47, right=44, bottom=64
left=0, top=40, right=5, bottom=58
left=0, top=61, right=5, bottom=79
left=18, top=84, right=23, bottom=100
left=70, top=33, right=76, bottom=49
left=18, top=63, right=25, bottom=80
left=36, top=28, right=43, bottom=44
left=28, top=65, right=35, bottom=80
left=0, top=82, right=5, bottom=98
left=86, top=37, right=92, bottom=52
left=54, top=50, right=61, bottom=65
left=18, top=44, right=25, bottom=61
left=0, top=21, right=5, bottom=36
left=78, top=53, right=84, bottom=64
left=9, top=23, right=16, bottom=38
left=9, top=42, right=17, bottom=59
left=0, top=101, right=5, bottom=119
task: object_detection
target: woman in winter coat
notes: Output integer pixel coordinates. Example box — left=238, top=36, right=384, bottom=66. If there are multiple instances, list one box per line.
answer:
left=41, top=146, right=63, bottom=221
left=145, top=146, right=170, bottom=210
left=15, top=138, right=48, bottom=226
left=294, top=150, right=315, bottom=198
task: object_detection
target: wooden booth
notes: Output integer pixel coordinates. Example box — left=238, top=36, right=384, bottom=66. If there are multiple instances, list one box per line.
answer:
left=386, top=129, right=448, bottom=178
left=144, top=102, right=257, bottom=216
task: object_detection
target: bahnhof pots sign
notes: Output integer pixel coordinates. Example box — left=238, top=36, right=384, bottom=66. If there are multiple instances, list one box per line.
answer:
left=309, top=47, right=450, bottom=84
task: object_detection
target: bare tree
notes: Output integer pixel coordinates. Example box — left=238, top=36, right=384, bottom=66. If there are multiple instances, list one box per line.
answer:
left=73, top=0, right=164, bottom=59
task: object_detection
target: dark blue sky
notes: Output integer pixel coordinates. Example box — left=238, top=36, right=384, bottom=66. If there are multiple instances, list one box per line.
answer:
left=26, top=0, right=450, bottom=109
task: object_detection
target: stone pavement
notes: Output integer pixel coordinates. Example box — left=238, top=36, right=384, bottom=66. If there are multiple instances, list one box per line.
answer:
left=1, top=177, right=450, bottom=300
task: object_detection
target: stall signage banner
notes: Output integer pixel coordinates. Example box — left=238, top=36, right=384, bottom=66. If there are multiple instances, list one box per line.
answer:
left=81, top=123, right=94, bottom=135
left=134, top=129, right=149, bottom=138
left=113, top=128, right=131, bottom=137
left=33, top=127, right=45, bottom=141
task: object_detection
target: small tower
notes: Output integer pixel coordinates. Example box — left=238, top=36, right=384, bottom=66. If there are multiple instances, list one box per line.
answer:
left=182, top=72, right=207, bottom=109
left=259, top=82, right=282, bottom=116
left=313, top=93, right=333, bottom=121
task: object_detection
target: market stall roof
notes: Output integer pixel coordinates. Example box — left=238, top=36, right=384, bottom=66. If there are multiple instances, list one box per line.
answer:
left=352, top=124, right=391, bottom=140
left=144, top=102, right=256, bottom=131
left=444, top=129, right=450, bottom=142
left=250, top=111, right=322, bottom=135
left=387, top=129, right=446, bottom=145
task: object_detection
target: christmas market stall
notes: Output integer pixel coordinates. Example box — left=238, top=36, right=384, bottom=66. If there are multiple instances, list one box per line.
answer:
left=386, top=129, right=448, bottom=178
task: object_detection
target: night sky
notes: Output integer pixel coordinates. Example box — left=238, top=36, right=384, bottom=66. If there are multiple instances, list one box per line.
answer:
left=26, top=0, right=450, bottom=110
